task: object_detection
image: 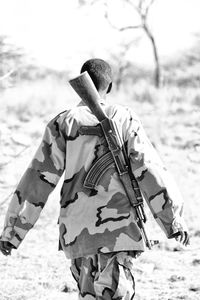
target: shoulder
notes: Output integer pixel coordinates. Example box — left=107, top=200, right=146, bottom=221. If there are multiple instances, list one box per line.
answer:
left=46, top=107, right=85, bottom=138
left=48, top=110, right=70, bottom=125
left=106, top=104, right=141, bottom=124
left=47, top=109, right=79, bottom=129
left=45, top=110, right=73, bottom=138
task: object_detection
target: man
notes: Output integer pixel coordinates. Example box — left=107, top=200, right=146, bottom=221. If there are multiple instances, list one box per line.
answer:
left=0, top=59, right=189, bottom=299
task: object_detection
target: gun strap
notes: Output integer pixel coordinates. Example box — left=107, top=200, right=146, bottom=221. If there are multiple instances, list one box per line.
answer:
left=79, top=125, right=103, bottom=137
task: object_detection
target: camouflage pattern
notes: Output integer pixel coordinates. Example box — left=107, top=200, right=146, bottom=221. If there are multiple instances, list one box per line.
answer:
left=70, top=251, right=136, bottom=300
left=0, top=100, right=187, bottom=258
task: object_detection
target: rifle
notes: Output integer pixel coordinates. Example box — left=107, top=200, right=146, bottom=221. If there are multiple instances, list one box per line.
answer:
left=69, top=71, right=158, bottom=249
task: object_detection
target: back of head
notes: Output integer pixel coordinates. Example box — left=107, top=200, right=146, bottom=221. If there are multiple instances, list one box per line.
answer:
left=80, top=58, right=112, bottom=93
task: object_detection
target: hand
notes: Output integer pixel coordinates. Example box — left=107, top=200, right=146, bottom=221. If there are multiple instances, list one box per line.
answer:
left=0, top=240, right=13, bottom=256
left=174, top=231, right=190, bottom=246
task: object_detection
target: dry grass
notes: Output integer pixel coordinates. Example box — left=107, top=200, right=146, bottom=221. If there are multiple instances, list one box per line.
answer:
left=0, top=78, right=199, bottom=299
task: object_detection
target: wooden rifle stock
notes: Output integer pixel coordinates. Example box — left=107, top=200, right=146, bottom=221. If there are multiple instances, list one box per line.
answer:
left=69, top=71, right=106, bottom=122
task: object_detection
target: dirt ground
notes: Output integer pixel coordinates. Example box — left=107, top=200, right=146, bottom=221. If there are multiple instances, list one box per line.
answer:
left=0, top=87, right=199, bottom=300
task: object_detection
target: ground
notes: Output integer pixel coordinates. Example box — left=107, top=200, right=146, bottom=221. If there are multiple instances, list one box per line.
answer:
left=0, top=80, right=199, bottom=299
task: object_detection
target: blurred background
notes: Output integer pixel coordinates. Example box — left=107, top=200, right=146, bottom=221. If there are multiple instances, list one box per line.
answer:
left=0, top=1, right=200, bottom=299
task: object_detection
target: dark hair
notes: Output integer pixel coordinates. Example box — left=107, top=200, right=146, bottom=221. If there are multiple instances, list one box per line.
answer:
left=80, top=58, right=112, bottom=93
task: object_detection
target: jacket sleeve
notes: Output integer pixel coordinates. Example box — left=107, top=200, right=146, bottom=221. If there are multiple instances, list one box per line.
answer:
left=0, top=115, right=66, bottom=248
left=125, top=109, right=188, bottom=238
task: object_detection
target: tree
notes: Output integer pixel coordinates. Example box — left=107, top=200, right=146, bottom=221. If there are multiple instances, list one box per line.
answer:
left=105, top=0, right=161, bottom=88
left=78, top=0, right=161, bottom=88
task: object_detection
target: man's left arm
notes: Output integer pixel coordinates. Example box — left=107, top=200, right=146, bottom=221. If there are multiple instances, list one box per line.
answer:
left=126, top=112, right=189, bottom=246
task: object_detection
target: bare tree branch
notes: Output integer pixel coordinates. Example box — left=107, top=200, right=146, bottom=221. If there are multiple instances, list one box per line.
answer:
left=0, top=69, right=15, bottom=82
left=119, top=25, right=141, bottom=31
left=143, top=22, right=160, bottom=87
left=142, top=0, right=156, bottom=16
left=104, top=1, right=141, bottom=31
left=120, top=0, right=161, bottom=87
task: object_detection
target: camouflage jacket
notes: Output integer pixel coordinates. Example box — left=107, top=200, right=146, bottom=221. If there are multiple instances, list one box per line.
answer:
left=0, top=101, right=187, bottom=259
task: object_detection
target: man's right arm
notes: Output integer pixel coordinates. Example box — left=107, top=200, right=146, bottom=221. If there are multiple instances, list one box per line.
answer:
left=0, top=113, right=66, bottom=253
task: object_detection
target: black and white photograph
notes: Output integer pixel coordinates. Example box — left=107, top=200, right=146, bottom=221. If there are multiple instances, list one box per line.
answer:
left=0, top=1, right=199, bottom=299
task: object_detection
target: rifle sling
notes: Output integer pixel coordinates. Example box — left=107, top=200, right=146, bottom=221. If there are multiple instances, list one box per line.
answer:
left=79, top=124, right=103, bottom=137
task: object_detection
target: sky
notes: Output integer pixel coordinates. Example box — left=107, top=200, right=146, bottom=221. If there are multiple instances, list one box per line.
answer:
left=0, top=0, right=200, bottom=71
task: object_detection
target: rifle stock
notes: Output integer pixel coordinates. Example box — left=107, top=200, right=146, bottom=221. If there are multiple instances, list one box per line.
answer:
left=69, top=71, right=106, bottom=122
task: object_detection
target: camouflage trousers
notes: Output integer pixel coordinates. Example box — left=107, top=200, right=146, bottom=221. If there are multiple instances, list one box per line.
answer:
left=70, top=251, right=136, bottom=300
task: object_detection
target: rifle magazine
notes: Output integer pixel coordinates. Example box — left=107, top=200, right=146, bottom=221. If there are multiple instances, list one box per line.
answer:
left=84, top=152, right=115, bottom=189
